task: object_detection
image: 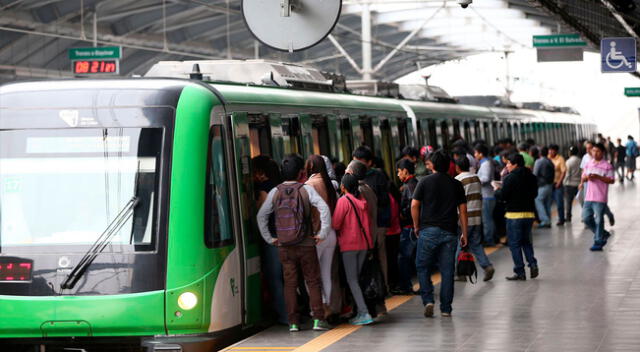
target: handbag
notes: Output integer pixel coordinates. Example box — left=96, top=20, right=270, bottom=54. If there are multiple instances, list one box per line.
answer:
left=345, top=196, right=387, bottom=303
left=456, top=246, right=478, bottom=284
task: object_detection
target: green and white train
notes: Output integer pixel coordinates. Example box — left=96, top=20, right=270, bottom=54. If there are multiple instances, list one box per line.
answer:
left=0, top=60, right=595, bottom=352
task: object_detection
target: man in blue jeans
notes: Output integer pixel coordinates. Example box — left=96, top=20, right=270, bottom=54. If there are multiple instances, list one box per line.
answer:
left=394, top=159, right=419, bottom=294
left=495, top=153, right=539, bottom=280
left=474, top=144, right=496, bottom=246
left=411, top=150, right=468, bottom=318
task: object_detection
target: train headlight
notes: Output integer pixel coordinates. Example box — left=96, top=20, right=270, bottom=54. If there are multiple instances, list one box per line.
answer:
left=177, top=292, right=198, bottom=310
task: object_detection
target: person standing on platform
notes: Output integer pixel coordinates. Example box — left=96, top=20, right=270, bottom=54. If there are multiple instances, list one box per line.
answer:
left=412, top=150, right=468, bottom=318
left=474, top=144, right=496, bottom=246
left=564, top=146, right=582, bottom=223
left=332, top=173, right=374, bottom=326
left=533, top=147, right=555, bottom=228
left=394, top=159, right=419, bottom=294
left=614, top=138, right=626, bottom=184
left=581, top=143, right=615, bottom=251
left=256, top=154, right=332, bottom=332
left=304, top=155, right=338, bottom=318
left=626, top=135, right=638, bottom=181
left=494, top=153, right=539, bottom=281
left=401, top=146, right=427, bottom=179
left=518, top=143, right=534, bottom=169
left=352, top=146, right=391, bottom=291
left=548, top=144, right=567, bottom=226
left=454, top=156, right=495, bottom=281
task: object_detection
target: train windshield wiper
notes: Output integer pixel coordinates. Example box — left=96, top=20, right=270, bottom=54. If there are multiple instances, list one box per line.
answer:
left=60, top=196, right=140, bottom=290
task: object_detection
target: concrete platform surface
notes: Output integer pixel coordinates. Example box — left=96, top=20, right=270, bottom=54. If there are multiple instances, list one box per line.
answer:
left=223, top=182, right=640, bottom=352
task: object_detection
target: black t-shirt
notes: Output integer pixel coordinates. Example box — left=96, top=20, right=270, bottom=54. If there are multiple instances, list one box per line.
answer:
left=616, top=145, right=627, bottom=164
left=412, top=172, right=466, bottom=234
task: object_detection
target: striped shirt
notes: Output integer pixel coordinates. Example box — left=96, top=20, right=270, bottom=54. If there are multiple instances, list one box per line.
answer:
left=455, top=172, right=483, bottom=226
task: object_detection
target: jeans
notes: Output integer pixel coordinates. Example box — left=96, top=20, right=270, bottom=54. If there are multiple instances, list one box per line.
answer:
left=397, top=228, right=417, bottom=291
left=456, top=225, right=492, bottom=269
left=482, top=198, right=496, bottom=244
left=582, top=201, right=609, bottom=246
left=552, top=185, right=565, bottom=223
left=261, top=243, right=287, bottom=324
left=278, top=245, right=324, bottom=324
left=564, top=185, right=579, bottom=221
left=506, top=218, right=538, bottom=276
left=535, top=184, right=553, bottom=226
left=415, top=227, right=457, bottom=313
left=616, top=162, right=625, bottom=182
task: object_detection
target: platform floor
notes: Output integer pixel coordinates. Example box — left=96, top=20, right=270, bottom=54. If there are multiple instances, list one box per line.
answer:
left=223, top=182, right=640, bottom=352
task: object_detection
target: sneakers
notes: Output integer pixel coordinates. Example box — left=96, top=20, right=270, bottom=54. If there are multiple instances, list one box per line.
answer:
left=505, top=274, right=526, bottom=281
left=538, top=223, right=551, bottom=229
left=423, top=303, right=434, bottom=318
left=441, top=312, right=452, bottom=317
left=313, top=319, right=331, bottom=331
left=483, top=266, right=495, bottom=282
left=349, top=313, right=373, bottom=325
left=289, top=324, right=300, bottom=332
left=373, top=312, right=388, bottom=323
left=530, top=266, right=539, bottom=279
left=590, top=244, right=604, bottom=251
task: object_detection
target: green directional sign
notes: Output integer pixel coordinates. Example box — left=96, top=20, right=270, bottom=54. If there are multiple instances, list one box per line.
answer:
left=68, top=46, right=121, bottom=60
left=533, top=34, right=587, bottom=48
left=625, top=87, right=640, bottom=96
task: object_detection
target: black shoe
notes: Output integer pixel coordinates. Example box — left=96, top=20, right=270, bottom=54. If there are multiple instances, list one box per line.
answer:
left=556, top=221, right=565, bottom=226
left=424, top=303, right=434, bottom=318
left=609, top=215, right=615, bottom=227
left=483, top=266, right=495, bottom=282
left=566, top=218, right=572, bottom=223
left=530, top=266, right=539, bottom=279
left=505, top=274, right=526, bottom=281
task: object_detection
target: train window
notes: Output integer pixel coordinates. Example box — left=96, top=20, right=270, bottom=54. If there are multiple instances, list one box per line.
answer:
left=452, top=120, right=462, bottom=141
left=398, top=118, right=408, bottom=148
left=282, top=117, right=302, bottom=155
left=205, top=125, right=234, bottom=248
left=312, top=115, right=331, bottom=156
left=463, top=121, right=472, bottom=142
left=360, top=117, right=374, bottom=149
left=249, top=114, right=273, bottom=158
left=340, top=118, right=354, bottom=163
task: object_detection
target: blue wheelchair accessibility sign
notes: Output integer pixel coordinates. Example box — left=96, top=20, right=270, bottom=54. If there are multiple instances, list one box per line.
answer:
left=601, top=37, right=637, bottom=73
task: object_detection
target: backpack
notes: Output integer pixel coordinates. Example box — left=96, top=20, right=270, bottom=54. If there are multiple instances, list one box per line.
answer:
left=272, top=183, right=311, bottom=246
left=456, top=247, right=477, bottom=283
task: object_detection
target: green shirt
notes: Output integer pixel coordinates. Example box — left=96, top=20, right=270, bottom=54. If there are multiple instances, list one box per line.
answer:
left=520, top=151, right=534, bottom=169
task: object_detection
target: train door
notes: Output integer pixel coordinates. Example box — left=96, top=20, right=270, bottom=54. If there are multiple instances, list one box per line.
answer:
left=437, top=120, right=450, bottom=150
left=327, top=115, right=342, bottom=161
left=249, top=114, right=273, bottom=158
left=360, top=116, right=375, bottom=151
left=299, top=114, right=314, bottom=158
left=397, top=118, right=408, bottom=150
left=379, top=117, right=395, bottom=180
left=223, top=112, right=262, bottom=327
left=282, top=116, right=303, bottom=156
left=452, top=120, right=462, bottom=141
left=340, top=117, right=355, bottom=164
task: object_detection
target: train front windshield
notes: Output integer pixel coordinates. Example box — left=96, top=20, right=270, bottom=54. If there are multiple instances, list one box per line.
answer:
left=0, top=128, right=160, bottom=249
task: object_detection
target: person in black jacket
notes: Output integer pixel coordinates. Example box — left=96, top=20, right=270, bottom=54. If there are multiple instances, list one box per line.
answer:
left=495, top=153, right=540, bottom=281
left=353, top=146, right=391, bottom=291
left=394, top=158, right=419, bottom=294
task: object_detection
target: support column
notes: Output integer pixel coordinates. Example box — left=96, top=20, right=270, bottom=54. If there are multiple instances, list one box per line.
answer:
left=361, top=3, right=372, bottom=80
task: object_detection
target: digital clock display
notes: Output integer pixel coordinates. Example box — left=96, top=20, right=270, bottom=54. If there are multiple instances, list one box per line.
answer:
left=0, top=258, right=33, bottom=282
left=73, top=60, right=118, bottom=75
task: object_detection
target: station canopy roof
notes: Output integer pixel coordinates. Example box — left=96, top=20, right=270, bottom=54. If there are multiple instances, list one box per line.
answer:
left=0, top=0, right=637, bottom=82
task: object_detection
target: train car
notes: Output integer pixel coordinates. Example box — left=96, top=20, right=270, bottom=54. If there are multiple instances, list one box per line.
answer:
left=0, top=60, right=595, bottom=352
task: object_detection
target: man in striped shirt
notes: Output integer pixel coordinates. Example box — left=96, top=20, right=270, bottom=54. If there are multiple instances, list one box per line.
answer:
left=454, top=156, right=495, bottom=281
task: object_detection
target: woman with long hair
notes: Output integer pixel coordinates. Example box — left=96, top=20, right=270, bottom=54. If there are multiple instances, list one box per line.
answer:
left=305, top=154, right=338, bottom=316
left=332, top=173, right=373, bottom=325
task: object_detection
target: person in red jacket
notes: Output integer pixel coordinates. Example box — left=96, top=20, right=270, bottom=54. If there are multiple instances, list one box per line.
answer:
left=332, top=173, right=374, bottom=325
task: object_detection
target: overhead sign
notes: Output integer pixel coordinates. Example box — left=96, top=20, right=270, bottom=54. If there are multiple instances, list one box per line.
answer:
left=625, top=87, right=640, bottom=97
left=68, top=46, right=121, bottom=75
left=601, top=37, right=636, bottom=73
left=537, top=47, right=583, bottom=62
left=533, top=34, right=587, bottom=48
left=68, top=46, right=121, bottom=60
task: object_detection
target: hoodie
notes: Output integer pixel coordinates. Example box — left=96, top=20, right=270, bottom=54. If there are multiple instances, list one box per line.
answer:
left=332, top=193, right=373, bottom=252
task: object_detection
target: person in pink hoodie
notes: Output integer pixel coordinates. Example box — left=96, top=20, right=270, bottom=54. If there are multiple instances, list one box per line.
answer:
left=332, top=173, right=374, bottom=325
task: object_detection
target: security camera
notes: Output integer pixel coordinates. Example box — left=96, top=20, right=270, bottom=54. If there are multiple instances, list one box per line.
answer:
left=457, top=0, right=472, bottom=8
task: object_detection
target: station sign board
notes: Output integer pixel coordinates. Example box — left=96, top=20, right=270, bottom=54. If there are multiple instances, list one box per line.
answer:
left=533, top=34, right=587, bottom=48
left=68, top=46, right=121, bottom=75
left=624, top=87, right=640, bottom=97
left=601, top=37, right=637, bottom=73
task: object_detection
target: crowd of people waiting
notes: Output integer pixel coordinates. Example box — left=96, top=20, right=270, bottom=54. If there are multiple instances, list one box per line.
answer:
left=253, top=133, right=639, bottom=332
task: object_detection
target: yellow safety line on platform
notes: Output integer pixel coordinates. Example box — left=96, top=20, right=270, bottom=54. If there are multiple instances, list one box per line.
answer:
left=292, top=245, right=501, bottom=352
left=223, top=347, right=297, bottom=352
